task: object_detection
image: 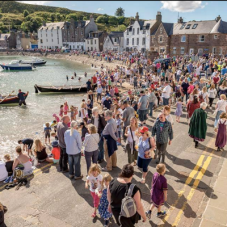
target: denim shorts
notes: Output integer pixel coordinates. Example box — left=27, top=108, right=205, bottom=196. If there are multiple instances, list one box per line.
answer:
left=137, top=156, right=152, bottom=172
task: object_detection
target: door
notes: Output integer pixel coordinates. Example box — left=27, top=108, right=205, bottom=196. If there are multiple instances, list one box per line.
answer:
left=189, top=48, right=194, bottom=55
left=198, top=48, right=203, bottom=56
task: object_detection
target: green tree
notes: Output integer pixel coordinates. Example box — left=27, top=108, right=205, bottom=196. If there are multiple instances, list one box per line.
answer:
left=23, top=9, right=29, bottom=17
left=115, top=7, right=125, bottom=17
left=50, top=13, right=56, bottom=22
left=118, top=16, right=125, bottom=25
left=96, top=15, right=107, bottom=24
left=66, top=13, right=78, bottom=21
left=56, top=13, right=62, bottom=21
left=108, top=16, right=118, bottom=25
left=83, top=16, right=88, bottom=21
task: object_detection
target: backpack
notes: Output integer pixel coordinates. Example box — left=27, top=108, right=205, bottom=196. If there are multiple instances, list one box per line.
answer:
left=119, top=184, right=137, bottom=224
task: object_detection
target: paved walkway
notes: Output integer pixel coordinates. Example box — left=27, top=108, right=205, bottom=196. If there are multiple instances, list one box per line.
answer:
left=199, top=158, right=227, bottom=227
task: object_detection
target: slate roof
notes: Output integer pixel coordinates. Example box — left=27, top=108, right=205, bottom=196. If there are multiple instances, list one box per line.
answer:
left=39, top=22, right=65, bottom=30
left=210, top=19, right=227, bottom=34
left=127, top=19, right=156, bottom=30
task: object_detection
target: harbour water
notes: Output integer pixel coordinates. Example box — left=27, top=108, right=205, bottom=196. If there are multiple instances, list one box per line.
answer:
left=0, top=55, right=96, bottom=158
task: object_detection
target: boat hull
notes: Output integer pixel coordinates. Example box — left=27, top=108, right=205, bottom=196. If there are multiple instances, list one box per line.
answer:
left=0, top=96, right=19, bottom=105
left=0, top=65, right=32, bottom=71
left=34, top=84, right=89, bottom=93
left=21, top=61, right=46, bottom=66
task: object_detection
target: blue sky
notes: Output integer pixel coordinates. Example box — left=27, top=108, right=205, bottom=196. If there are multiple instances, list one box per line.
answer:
left=19, top=1, right=227, bottom=22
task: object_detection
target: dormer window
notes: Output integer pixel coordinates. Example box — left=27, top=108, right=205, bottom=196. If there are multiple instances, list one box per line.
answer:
left=180, top=23, right=186, bottom=30
left=185, top=24, right=191, bottom=29
left=192, top=24, right=198, bottom=29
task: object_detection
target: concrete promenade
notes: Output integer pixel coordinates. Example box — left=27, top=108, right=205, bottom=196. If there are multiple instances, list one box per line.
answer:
left=0, top=103, right=226, bottom=227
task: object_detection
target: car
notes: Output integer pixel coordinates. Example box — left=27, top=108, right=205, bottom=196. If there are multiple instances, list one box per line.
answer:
left=153, top=58, right=171, bottom=64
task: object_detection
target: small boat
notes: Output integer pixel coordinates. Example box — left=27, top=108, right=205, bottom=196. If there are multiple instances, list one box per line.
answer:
left=0, top=95, right=19, bottom=105
left=20, top=57, right=46, bottom=66
left=0, top=60, right=33, bottom=71
left=34, top=84, right=89, bottom=93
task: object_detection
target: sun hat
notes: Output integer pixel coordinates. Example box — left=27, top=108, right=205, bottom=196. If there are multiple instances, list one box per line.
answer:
left=140, top=126, right=149, bottom=133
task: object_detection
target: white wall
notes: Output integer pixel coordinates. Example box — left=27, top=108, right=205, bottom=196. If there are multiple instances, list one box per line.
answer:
left=85, top=38, right=99, bottom=51
left=38, top=28, right=63, bottom=49
left=63, top=42, right=85, bottom=50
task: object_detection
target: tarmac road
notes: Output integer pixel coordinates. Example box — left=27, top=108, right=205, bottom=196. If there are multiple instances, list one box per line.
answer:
left=0, top=102, right=226, bottom=227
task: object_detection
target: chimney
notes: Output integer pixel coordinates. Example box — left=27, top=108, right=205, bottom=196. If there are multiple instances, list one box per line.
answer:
left=178, top=17, right=183, bottom=23
left=42, top=21, right=46, bottom=26
left=156, top=11, right=162, bottom=23
left=135, top=12, right=139, bottom=21
left=90, top=14, right=94, bottom=22
left=215, top=15, right=221, bottom=22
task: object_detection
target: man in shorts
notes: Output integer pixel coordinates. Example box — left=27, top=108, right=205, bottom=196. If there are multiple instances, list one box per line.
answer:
left=18, top=138, right=34, bottom=156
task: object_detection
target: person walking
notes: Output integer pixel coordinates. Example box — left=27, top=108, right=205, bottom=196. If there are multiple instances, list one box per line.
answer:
left=57, top=115, right=70, bottom=172
left=188, top=102, right=208, bottom=148
left=64, top=121, right=83, bottom=179
left=161, top=82, right=171, bottom=106
left=215, top=112, right=227, bottom=151
left=214, top=94, right=227, bottom=129
left=208, top=84, right=217, bottom=107
left=18, top=89, right=29, bottom=106
left=102, top=110, right=120, bottom=172
left=148, top=88, right=157, bottom=117
left=152, top=113, right=173, bottom=164
left=84, top=124, right=100, bottom=173
left=91, top=107, right=106, bottom=163
left=138, top=90, right=149, bottom=126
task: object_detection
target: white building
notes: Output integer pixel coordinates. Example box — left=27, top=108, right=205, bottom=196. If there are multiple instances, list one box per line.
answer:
left=103, top=32, right=124, bottom=52
left=38, top=22, right=65, bottom=49
left=124, top=12, right=156, bottom=52
left=85, top=31, right=107, bottom=51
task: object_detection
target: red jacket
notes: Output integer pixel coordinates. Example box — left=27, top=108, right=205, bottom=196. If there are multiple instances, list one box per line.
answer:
left=187, top=101, right=200, bottom=118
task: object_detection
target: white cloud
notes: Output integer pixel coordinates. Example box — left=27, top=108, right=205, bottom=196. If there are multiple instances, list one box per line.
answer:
left=97, top=8, right=104, bottom=11
left=161, top=1, right=207, bottom=12
left=18, top=1, right=49, bottom=5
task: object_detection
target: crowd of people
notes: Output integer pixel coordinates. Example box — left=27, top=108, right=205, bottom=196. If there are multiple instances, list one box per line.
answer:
left=0, top=51, right=227, bottom=227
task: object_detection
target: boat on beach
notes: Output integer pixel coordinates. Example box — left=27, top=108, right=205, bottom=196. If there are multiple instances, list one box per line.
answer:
left=19, top=57, right=46, bottom=66
left=34, top=84, right=89, bottom=93
left=0, top=60, right=33, bottom=71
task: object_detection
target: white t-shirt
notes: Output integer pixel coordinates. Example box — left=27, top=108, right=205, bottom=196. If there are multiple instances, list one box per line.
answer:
left=87, top=174, right=103, bottom=192
left=208, top=89, right=217, bottom=98
left=217, top=100, right=227, bottom=112
left=0, top=161, right=8, bottom=181
left=162, top=85, right=171, bottom=99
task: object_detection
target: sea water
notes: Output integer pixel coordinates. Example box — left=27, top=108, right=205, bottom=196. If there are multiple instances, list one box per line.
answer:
left=0, top=55, right=96, bottom=158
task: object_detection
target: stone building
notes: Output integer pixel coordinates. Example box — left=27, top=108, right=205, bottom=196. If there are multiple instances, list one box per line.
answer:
left=62, top=15, right=98, bottom=50
left=103, top=32, right=124, bottom=52
left=150, top=13, right=227, bottom=57
left=0, top=32, right=16, bottom=49
left=85, top=31, right=107, bottom=52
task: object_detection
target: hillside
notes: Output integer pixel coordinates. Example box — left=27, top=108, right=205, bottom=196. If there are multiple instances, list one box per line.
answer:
left=0, top=1, right=130, bottom=33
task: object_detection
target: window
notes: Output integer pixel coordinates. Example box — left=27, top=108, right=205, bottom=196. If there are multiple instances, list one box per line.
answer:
left=127, top=29, right=129, bottom=35
left=87, top=40, right=89, bottom=44
left=143, top=29, right=145, bottom=34
left=181, top=47, right=185, bottom=54
left=160, top=27, right=163, bottom=33
left=95, top=40, right=96, bottom=44
left=212, top=47, right=216, bottom=54
left=159, top=36, right=163, bottom=42
left=142, top=38, right=146, bottom=45
left=81, top=31, right=83, bottom=35
left=126, top=38, right=129, bottom=45
left=219, top=47, right=223, bottom=55
left=214, top=35, right=218, bottom=39
left=137, top=38, right=139, bottom=45
left=160, top=47, right=165, bottom=54
left=181, top=35, right=186, bottom=42
left=52, top=39, right=53, bottom=42
left=192, top=24, right=198, bottom=29
left=40, top=39, right=43, bottom=44
left=173, top=47, right=176, bottom=54
left=132, top=38, right=134, bottom=45
left=137, top=28, right=139, bottom=34
left=91, top=40, right=93, bottom=45
left=91, top=47, right=93, bottom=51
left=180, top=23, right=186, bottom=30
left=114, top=38, right=117, bottom=42
left=199, top=35, right=205, bottom=42
left=132, top=28, right=135, bottom=35
left=75, top=31, right=77, bottom=35
left=185, top=24, right=191, bottom=29
left=46, top=33, right=47, bottom=37
left=41, top=33, right=42, bottom=37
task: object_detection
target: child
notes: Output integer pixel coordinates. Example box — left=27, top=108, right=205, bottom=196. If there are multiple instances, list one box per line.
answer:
left=146, top=164, right=168, bottom=219
left=215, top=112, right=227, bottom=151
left=175, top=98, right=185, bottom=122
left=115, top=114, right=122, bottom=146
left=4, top=154, right=13, bottom=176
left=85, top=164, right=103, bottom=218
left=44, top=122, right=51, bottom=144
left=63, top=102, right=69, bottom=115
left=51, top=140, right=60, bottom=164
left=98, top=174, right=113, bottom=227
left=59, top=105, right=64, bottom=117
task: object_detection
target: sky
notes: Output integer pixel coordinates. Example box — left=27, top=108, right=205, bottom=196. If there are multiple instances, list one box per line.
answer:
left=18, top=1, right=227, bottom=22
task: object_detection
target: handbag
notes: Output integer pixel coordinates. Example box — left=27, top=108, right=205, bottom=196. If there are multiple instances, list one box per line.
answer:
left=143, top=137, right=155, bottom=159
